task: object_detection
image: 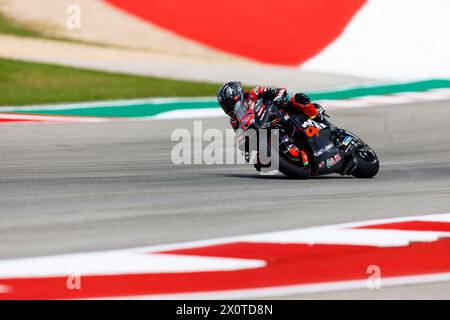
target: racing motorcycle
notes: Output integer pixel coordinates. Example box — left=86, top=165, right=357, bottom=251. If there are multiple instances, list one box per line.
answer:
left=234, top=98, right=379, bottom=179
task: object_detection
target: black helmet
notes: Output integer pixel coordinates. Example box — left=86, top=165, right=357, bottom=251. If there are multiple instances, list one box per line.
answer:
left=217, top=81, right=243, bottom=115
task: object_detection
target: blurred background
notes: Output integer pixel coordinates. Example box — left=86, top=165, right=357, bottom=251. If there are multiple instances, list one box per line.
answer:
left=1, top=0, right=449, bottom=108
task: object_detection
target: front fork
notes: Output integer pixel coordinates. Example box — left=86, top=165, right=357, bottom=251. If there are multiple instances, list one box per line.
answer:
left=332, top=129, right=364, bottom=175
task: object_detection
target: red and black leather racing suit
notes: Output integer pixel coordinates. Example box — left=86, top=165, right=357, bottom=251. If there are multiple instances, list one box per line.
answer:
left=228, top=86, right=320, bottom=131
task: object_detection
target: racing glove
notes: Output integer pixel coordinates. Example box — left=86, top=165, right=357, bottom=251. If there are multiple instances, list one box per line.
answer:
left=290, top=93, right=318, bottom=119
left=293, top=93, right=311, bottom=105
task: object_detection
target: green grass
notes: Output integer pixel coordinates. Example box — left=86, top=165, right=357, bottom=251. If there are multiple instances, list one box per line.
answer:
left=0, top=59, right=222, bottom=106
left=0, top=13, right=43, bottom=38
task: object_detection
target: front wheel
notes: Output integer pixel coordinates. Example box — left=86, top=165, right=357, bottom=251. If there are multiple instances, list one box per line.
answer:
left=347, top=134, right=380, bottom=178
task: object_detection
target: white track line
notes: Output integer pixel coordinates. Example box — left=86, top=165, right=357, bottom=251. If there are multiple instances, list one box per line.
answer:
left=0, top=97, right=216, bottom=112
left=0, top=252, right=264, bottom=279
left=0, top=113, right=112, bottom=123
left=1, top=88, right=449, bottom=123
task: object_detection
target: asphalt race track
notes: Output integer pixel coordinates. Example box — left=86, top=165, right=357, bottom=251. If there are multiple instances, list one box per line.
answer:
left=1, top=100, right=450, bottom=298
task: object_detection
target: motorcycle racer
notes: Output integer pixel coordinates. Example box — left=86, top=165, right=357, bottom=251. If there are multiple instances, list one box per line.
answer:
left=217, top=81, right=326, bottom=131
left=217, top=81, right=358, bottom=175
